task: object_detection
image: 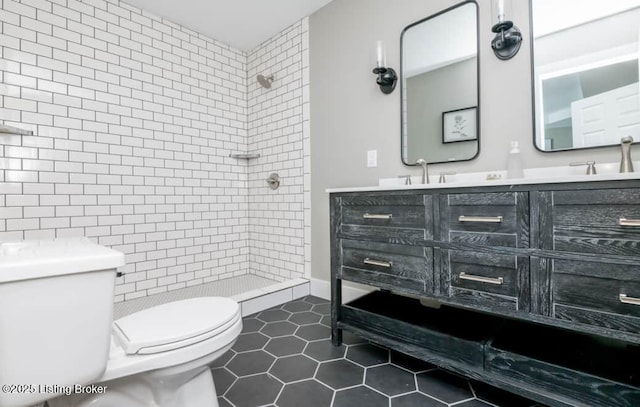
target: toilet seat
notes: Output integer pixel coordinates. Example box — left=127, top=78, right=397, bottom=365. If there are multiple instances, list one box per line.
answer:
left=98, top=297, right=242, bottom=382
left=113, top=297, right=239, bottom=354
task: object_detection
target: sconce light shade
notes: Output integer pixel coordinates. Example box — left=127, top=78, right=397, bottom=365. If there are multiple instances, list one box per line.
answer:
left=372, top=41, right=397, bottom=94
left=490, top=0, right=522, bottom=60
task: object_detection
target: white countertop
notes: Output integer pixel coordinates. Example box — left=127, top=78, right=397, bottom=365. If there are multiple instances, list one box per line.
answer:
left=326, top=163, right=640, bottom=193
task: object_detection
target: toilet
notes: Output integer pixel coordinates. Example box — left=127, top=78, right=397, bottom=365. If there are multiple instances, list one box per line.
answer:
left=0, top=238, right=242, bottom=407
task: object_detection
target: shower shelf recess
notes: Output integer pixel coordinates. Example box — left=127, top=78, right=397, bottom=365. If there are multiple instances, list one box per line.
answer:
left=229, top=153, right=261, bottom=159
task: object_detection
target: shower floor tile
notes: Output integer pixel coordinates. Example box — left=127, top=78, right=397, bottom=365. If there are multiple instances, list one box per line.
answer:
left=114, top=274, right=280, bottom=319
left=215, top=296, right=547, bottom=407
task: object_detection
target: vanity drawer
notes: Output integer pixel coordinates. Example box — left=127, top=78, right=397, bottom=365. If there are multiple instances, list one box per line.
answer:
left=550, top=188, right=640, bottom=256
left=444, top=250, right=528, bottom=312
left=339, top=194, right=433, bottom=241
left=442, top=192, right=529, bottom=247
left=440, top=191, right=530, bottom=312
left=341, top=239, right=433, bottom=294
left=551, top=259, right=640, bottom=335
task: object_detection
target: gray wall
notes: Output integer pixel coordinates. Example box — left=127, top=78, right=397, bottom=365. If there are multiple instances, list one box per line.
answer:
left=309, top=0, right=625, bottom=281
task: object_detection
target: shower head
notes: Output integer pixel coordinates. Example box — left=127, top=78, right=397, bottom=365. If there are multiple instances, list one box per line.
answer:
left=257, top=74, right=274, bottom=89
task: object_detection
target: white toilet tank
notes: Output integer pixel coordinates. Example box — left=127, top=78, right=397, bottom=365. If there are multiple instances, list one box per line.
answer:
left=0, top=238, right=125, bottom=407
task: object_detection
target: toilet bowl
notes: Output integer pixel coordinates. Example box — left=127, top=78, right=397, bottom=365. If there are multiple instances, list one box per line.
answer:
left=48, top=296, right=243, bottom=407
left=0, top=238, right=242, bottom=407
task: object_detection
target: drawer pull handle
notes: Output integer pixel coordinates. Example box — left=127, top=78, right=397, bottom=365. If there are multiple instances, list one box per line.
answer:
left=459, top=272, right=504, bottom=285
left=618, top=218, right=640, bottom=227
left=363, top=258, right=393, bottom=268
left=619, top=294, right=640, bottom=306
left=458, top=215, right=503, bottom=223
left=363, top=213, right=393, bottom=220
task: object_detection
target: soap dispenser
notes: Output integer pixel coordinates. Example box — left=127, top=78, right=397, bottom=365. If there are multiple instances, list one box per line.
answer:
left=506, top=141, right=524, bottom=179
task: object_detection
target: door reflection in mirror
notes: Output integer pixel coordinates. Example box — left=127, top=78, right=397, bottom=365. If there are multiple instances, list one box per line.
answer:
left=532, top=0, right=640, bottom=151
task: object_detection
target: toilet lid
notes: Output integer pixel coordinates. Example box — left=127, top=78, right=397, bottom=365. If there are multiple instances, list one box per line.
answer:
left=112, top=297, right=240, bottom=355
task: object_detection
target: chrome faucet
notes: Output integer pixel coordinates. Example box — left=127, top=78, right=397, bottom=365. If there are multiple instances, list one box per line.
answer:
left=438, top=171, right=456, bottom=183
left=416, top=159, right=429, bottom=184
left=570, top=161, right=597, bottom=175
left=398, top=175, right=412, bottom=185
left=620, top=136, right=634, bottom=173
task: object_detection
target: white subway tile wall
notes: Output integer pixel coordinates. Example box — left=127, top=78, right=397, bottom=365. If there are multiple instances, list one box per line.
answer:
left=0, top=0, right=309, bottom=302
left=247, top=19, right=310, bottom=282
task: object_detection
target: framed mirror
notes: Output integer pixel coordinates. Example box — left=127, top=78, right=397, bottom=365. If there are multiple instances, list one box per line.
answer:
left=531, top=0, right=640, bottom=152
left=401, top=1, right=479, bottom=165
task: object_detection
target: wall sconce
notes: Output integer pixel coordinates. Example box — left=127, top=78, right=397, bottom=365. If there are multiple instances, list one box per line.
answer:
left=372, top=40, right=397, bottom=94
left=491, top=0, right=522, bottom=60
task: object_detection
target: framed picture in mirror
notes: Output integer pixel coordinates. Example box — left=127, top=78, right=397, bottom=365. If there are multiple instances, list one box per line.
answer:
left=442, top=107, right=477, bottom=143
left=400, top=1, right=479, bottom=164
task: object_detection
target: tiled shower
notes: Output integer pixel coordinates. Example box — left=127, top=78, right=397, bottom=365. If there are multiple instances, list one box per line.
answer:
left=0, top=0, right=310, bottom=304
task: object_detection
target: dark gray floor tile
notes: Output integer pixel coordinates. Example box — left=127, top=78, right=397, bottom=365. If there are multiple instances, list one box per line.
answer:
left=211, top=367, right=236, bottom=395
left=231, top=332, right=269, bottom=352
left=283, top=300, right=313, bottom=312
left=391, top=392, right=446, bottom=407
left=346, top=343, right=389, bottom=366
left=303, top=295, right=328, bottom=305
left=223, top=298, right=543, bottom=407
left=241, top=317, right=265, bottom=333
left=269, top=354, right=319, bottom=383
left=312, top=303, right=331, bottom=315
left=226, top=350, right=275, bottom=377
left=296, top=324, right=331, bottom=341
left=288, top=310, right=322, bottom=325
left=257, top=308, right=292, bottom=322
left=264, top=335, right=307, bottom=357
left=211, top=349, right=235, bottom=368
left=391, top=351, right=436, bottom=373
left=416, top=370, right=473, bottom=404
left=304, top=339, right=346, bottom=361
left=316, top=359, right=364, bottom=390
left=333, top=386, right=388, bottom=407
left=366, top=364, right=416, bottom=396
left=261, top=320, right=298, bottom=337
left=320, top=315, right=331, bottom=327
left=276, top=379, right=334, bottom=407
left=225, top=373, right=282, bottom=407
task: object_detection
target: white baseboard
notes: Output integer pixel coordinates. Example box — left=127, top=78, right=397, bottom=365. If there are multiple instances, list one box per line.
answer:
left=310, top=278, right=372, bottom=302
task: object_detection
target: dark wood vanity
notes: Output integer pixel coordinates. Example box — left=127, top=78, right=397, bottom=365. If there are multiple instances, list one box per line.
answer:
left=330, top=179, right=640, bottom=407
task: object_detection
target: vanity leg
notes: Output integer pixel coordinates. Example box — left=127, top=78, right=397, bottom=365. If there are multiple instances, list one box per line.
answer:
left=331, top=275, right=343, bottom=346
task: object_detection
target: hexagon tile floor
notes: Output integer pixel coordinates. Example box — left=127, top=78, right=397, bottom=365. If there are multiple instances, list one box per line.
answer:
left=212, top=295, right=546, bottom=407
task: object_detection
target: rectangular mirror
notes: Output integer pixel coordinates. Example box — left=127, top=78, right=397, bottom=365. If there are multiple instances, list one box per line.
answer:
left=531, top=0, right=640, bottom=151
left=401, top=1, right=479, bottom=165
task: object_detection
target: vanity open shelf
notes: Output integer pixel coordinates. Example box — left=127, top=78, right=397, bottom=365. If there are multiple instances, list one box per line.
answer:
left=330, top=179, right=640, bottom=406
left=486, top=319, right=640, bottom=407
left=340, top=290, right=640, bottom=407
left=340, top=291, right=502, bottom=370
